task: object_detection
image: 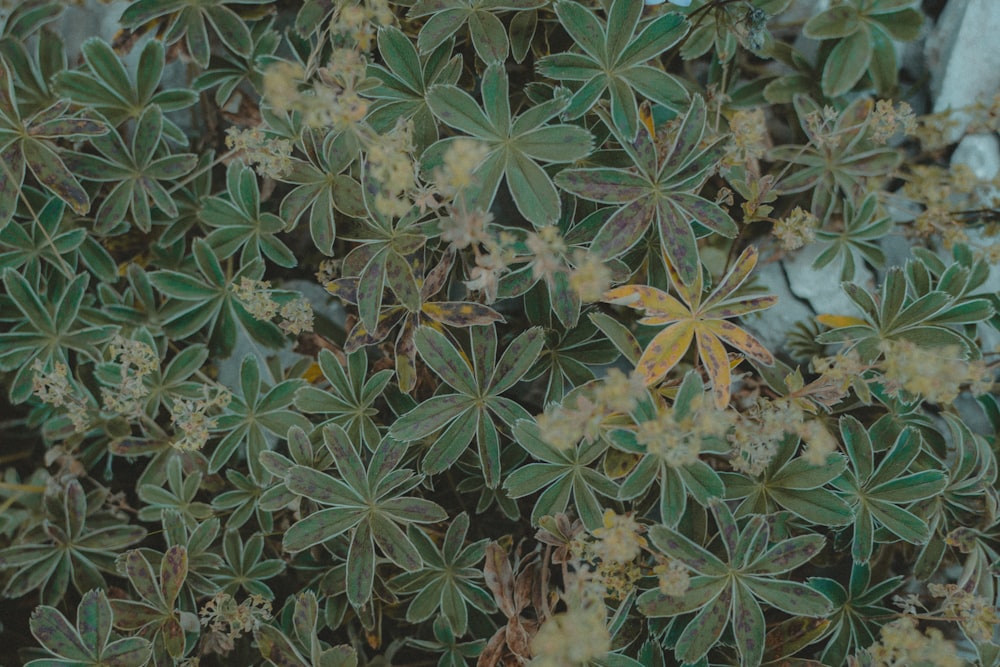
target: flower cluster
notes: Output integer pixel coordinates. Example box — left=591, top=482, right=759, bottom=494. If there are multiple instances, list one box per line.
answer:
left=773, top=206, right=819, bottom=250
left=31, top=360, right=91, bottom=433
left=525, top=226, right=567, bottom=282
left=537, top=369, right=646, bottom=451
left=169, top=388, right=231, bottom=452
left=729, top=397, right=804, bottom=475
left=365, top=118, right=417, bottom=217
left=199, top=592, right=273, bottom=656
left=929, top=582, right=1000, bottom=643
left=232, top=278, right=314, bottom=336
left=568, top=251, right=612, bottom=303
left=857, top=616, right=964, bottom=667
left=637, top=394, right=732, bottom=469
left=870, top=99, right=917, bottom=144
left=726, top=107, right=769, bottom=165
left=433, top=138, right=490, bottom=199
left=101, top=334, right=158, bottom=419
left=530, top=603, right=610, bottom=667
left=878, top=340, right=993, bottom=405
left=654, top=558, right=691, bottom=597
left=224, top=126, right=293, bottom=179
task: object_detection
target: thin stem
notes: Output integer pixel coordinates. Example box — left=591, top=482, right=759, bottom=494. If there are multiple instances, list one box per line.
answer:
left=0, top=482, right=47, bottom=493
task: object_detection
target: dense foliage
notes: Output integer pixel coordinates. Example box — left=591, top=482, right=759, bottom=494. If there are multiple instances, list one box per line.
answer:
left=0, top=0, right=998, bottom=665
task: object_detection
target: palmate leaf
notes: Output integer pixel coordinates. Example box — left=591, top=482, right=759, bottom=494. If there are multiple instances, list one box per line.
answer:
left=408, top=0, right=545, bottom=64
left=28, top=589, right=152, bottom=667
left=202, top=161, right=297, bottom=268
left=832, top=416, right=947, bottom=563
left=281, top=424, right=447, bottom=608
left=390, top=325, right=543, bottom=487
left=329, top=251, right=505, bottom=394
left=0, top=56, right=108, bottom=227
left=504, top=417, right=618, bottom=530
left=555, top=96, right=735, bottom=283
left=639, top=499, right=829, bottom=667
left=149, top=238, right=286, bottom=356
left=809, top=562, right=903, bottom=667
left=119, top=0, right=275, bottom=69
left=537, top=0, right=689, bottom=140
left=424, top=63, right=593, bottom=225
left=602, top=245, right=775, bottom=408
left=111, top=547, right=195, bottom=664
left=817, top=262, right=993, bottom=362
left=366, top=28, right=463, bottom=151
left=54, top=37, right=197, bottom=140
left=612, top=372, right=729, bottom=526
left=66, top=104, right=197, bottom=234
left=0, top=270, right=117, bottom=403
left=276, top=126, right=364, bottom=257
left=392, top=512, right=496, bottom=635
left=210, top=354, right=310, bottom=478
left=723, top=433, right=853, bottom=526
left=804, top=0, right=922, bottom=97
left=0, top=480, right=146, bottom=606
left=255, top=591, right=358, bottom=667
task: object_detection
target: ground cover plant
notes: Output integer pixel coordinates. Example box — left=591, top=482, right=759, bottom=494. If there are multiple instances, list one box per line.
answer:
left=0, top=0, right=998, bottom=664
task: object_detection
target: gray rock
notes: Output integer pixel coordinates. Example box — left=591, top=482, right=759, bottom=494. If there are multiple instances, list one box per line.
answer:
left=925, top=0, right=1000, bottom=142
left=742, top=259, right=813, bottom=354
left=952, top=133, right=1000, bottom=183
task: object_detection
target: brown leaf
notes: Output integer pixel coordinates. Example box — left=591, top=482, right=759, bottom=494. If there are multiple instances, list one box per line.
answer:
left=476, top=628, right=508, bottom=667
left=484, top=542, right=515, bottom=618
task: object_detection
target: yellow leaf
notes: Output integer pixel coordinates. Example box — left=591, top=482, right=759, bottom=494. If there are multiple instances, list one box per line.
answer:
left=604, top=449, right=642, bottom=479
left=816, top=313, right=867, bottom=328
left=697, top=329, right=732, bottom=409
left=636, top=322, right=695, bottom=385
left=603, top=285, right=687, bottom=318
left=704, top=320, right=774, bottom=365
left=303, top=362, right=324, bottom=384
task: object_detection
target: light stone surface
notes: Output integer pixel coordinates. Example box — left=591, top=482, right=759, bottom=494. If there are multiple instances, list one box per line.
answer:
left=742, top=259, right=813, bottom=355
left=926, top=0, right=1000, bottom=356
left=925, top=0, right=1000, bottom=142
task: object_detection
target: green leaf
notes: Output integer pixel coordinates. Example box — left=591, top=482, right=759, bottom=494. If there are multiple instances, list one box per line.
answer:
left=414, top=327, right=478, bottom=396
left=803, top=5, right=860, bottom=39
left=822, top=26, right=872, bottom=98
left=745, top=577, right=832, bottom=616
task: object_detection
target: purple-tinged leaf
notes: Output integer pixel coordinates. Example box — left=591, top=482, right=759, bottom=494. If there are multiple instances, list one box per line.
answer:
left=160, top=545, right=187, bottom=607
left=29, top=605, right=89, bottom=659
left=346, top=522, right=375, bottom=607
left=64, top=480, right=86, bottom=540
left=647, top=524, right=726, bottom=575
left=673, top=192, right=737, bottom=237
left=733, top=584, right=766, bottom=667
left=414, top=326, right=478, bottom=395
left=656, top=199, right=699, bottom=286
left=284, top=508, right=363, bottom=552
left=286, top=466, right=362, bottom=506
left=637, top=575, right=726, bottom=617
left=0, top=144, right=25, bottom=228
left=662, top=95, right=707, bottom=177
left=22, top=138, right=89, bottom=214
left=555, top=167, right=648, bottom=203
left=708, top=497, right=739, bottom=561
left=28, top=117, right=107, bottom=139
left=675, top=585, right=732, bottom=664
left=591, top=197, right=655, bottom=259
left=371, top=514, right=423, bottom=569
left=161, top=616, right=185, bottom=658
left=123, top=550, right=160, bottom=605
left=750, top=534, right=825, bottom=575
left=744, top=577, right=833, bottom=616
left=101, top=637, right=153, bottom=666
